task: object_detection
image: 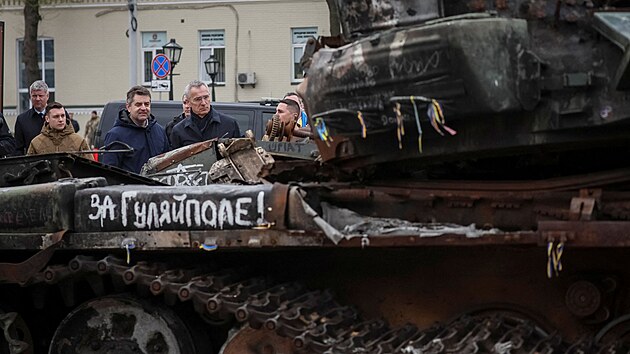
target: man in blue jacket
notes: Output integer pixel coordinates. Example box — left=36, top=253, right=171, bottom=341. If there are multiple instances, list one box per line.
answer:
left=170, top=80, right=240, bottom=149
left=102, top=86, right=170, bottom=173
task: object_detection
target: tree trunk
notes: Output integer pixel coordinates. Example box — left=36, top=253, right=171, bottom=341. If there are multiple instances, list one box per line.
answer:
left=326, top=0, right=341, bottom=36
left=23, top=0, right=41, bottom=88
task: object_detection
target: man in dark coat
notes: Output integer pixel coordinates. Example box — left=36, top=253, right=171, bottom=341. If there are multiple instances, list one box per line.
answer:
left=84, top=110, right=100, bottom=148
left=165, top=94, right=190, bottom=146
left=68, top=112, right=80, bottom=134
left=170, top=80, right=240, bottom=149
left=14, top=80, right=49, bottom=155
left=102, top=86, right=170, bottom=173
left=0, top=113, right=16, bottom=157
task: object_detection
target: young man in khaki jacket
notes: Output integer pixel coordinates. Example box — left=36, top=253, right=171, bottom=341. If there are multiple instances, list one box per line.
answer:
left=27, top=102, right=94, bottom=160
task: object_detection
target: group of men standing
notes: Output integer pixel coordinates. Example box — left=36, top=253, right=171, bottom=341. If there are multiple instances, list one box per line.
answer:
left=0, top=79, right=241, bottom=173
left=102, top=80, right=241, bottom=173
left=1, top=77, right=308, bottom=175
left=0, top=80, right=95, bottom=159
left=0, top=81, right=103, bottom=159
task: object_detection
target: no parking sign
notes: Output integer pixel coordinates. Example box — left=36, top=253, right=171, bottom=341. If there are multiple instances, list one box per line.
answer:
left=151, top=54, right=171, bottom=79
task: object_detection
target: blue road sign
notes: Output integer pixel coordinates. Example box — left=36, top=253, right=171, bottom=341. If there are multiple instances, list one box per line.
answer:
left=151, top=54, right=171, bottom=79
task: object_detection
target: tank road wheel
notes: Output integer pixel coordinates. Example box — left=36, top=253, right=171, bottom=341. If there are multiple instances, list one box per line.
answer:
left=461, top=304, right=553, bottom=336
left=48, top=295, right=212, bottom=354
left=0, top=310, right=33, bottom=354
left=220, top=325, right=297, bottom=354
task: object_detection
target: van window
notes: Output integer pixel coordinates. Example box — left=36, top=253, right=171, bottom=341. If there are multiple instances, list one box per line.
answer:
left=262, top=112, right=274, bottom=126
left=216, top=108, right=254, bottom=133
left=153, top=105, right=183, bottom=125
left=261, top=111, right=275, bottom=134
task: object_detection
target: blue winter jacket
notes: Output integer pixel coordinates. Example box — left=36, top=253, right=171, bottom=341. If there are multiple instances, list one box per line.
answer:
left=102, top=109, right=170, bottom=174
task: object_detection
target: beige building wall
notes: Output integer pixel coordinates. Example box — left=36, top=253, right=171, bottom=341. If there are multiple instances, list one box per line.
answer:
left=0, top=0, right=329, bottom=127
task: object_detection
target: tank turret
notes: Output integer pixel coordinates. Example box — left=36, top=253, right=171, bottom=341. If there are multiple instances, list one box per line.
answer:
left=304, top=1, right=630, bottom=179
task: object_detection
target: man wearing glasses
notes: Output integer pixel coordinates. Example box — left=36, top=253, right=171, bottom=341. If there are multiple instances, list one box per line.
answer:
left=170, top=80, right=240, bottom=149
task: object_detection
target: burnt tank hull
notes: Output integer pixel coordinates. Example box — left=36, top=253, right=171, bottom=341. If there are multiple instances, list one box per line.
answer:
left=0, top=165, right=628, bottom=352
left=5, top=1, right=630, bottom=353
left=305, top=2, right=630, bottom=176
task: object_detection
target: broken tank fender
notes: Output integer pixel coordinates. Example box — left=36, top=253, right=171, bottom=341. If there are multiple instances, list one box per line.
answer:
left=0, top=177, right=106, bottom=233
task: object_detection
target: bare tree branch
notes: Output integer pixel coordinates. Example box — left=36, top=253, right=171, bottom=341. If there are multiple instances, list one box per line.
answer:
left=23, top=0, right=41, bottom=89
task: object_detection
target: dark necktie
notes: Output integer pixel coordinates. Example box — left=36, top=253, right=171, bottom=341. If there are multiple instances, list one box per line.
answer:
left=38, top=112, right=44, bottom=119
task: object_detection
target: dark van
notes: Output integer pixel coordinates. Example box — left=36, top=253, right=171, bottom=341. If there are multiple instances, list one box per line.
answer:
left=93, top=101, right=277, bottom=149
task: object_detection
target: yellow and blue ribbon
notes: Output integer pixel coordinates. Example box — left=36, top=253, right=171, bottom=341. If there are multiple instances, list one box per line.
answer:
left=427, top=99, right=457, bottom=136
left=555, top=242, right=564, bottom=274
left=125, top=243, right=135, bottom=264
left=357, top=111, right=367, bottom=139
left=547, top=242, right=554, bottom=279
left=410, top=96, right=422, bottom=153
left=200, top=244, right=218, bottom=251
left=547, top=241, right=565, bottom=278
left=314, top=118, right=333, bottom=146
left=394, top=103, right=405, bottom=149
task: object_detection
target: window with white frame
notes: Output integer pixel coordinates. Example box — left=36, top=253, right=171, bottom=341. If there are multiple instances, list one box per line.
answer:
left=291, top=27, right=317, bottom=82
left=17, top=38, right=55, bottom=113
left=141, top=31, right=167, bottom=84
left=199, top=30, right=226, bottom=84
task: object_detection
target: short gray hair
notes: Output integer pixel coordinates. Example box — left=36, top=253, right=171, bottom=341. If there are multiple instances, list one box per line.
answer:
left=29, top=80, right=48, bottom=93
left=184, top=80, right=209, bottom=99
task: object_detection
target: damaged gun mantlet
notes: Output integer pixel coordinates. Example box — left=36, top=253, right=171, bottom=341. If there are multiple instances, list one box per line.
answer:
left=210, top=138, right=275, bottom=184
left=141, top=140, right=219, bottom=186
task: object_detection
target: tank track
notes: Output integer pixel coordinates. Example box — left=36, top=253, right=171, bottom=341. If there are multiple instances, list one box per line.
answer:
left=22, top=255, right=629, bottom=353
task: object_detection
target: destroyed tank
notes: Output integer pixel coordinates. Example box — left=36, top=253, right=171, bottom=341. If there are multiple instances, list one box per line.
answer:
left=4, top=1, right=630, bottom=353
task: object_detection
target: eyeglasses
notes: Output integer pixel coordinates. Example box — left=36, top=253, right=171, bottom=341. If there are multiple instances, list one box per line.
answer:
left=191, top=95, right=211, bottom=103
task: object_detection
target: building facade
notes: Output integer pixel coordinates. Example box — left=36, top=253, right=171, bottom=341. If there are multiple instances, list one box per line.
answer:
left=0, top=0, right=330, bottom=126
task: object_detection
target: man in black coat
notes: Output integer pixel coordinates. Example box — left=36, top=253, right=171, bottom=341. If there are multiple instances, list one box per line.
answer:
left=165, top=94, right=190, bottom=146
left=68, top=112, right=80, bottom=134
left=14, top=80, right=50, bottom=155
left=170, top=80, right=240, bottom=149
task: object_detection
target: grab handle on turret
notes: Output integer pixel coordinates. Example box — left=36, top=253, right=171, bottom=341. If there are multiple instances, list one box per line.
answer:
left=97, top=141, right=134, bottom=155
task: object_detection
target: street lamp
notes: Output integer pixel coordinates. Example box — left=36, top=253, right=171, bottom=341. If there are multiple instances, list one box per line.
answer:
left=162, top=38, right=183, bottom=101
left=204, top=54, right=219, bottom=102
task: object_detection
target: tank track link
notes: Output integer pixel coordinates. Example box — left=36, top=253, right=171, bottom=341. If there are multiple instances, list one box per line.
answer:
left=24, top=255, right=629, bottom=353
